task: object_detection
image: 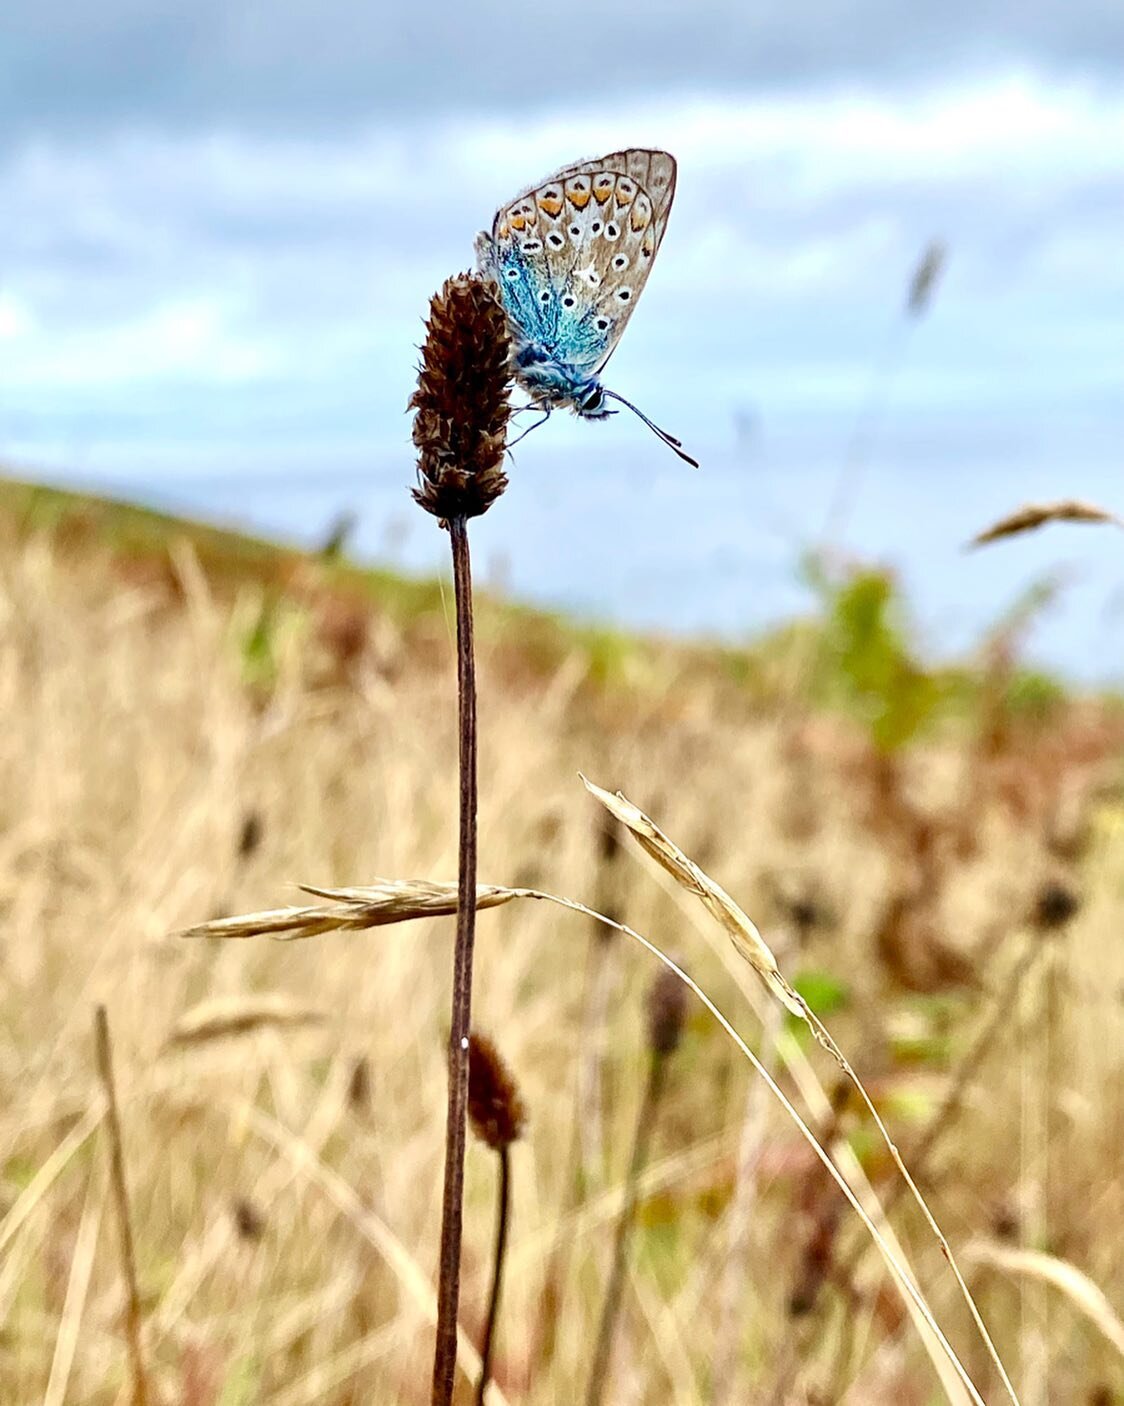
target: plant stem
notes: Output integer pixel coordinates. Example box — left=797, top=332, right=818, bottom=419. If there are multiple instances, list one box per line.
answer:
left=585, top=1048, right=668, bottom=1406
left=432, top=514, right=479, bottom=1406
left=476, top=1146, right=511, bottom=1406
left=93, top=1005, right=150, bottom=1406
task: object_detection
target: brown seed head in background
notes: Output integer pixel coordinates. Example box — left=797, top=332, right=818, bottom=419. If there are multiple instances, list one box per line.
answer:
left=1032, top=879, right=1081, bottom=934
left=646, top=964, right=688, bottom=1057
left=409, top=273, right=512, bottom=522
left=467, top=1032, right=526, bottom=1152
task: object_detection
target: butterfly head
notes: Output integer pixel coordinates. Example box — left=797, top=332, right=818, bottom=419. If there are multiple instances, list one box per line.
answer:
left=511, top=340, right=610, bottom=418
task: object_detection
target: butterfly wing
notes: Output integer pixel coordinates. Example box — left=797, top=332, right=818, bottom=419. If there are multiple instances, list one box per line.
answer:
left=479, top=149, right=677, bottom=381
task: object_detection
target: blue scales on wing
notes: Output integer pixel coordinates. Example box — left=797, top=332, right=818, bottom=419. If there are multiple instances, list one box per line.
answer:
left=475, top=149, right=678, bottom=415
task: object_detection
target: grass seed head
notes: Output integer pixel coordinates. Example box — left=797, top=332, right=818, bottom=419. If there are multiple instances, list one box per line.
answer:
left=646, top=965, right=688, bottom=1056
left=468, top=1032, right=526, bottom=1152
left=410, top=273, right=512, bottom=521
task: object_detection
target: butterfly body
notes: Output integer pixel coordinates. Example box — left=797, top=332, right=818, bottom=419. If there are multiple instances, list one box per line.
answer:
left=475, top=149, right=695, bottom=462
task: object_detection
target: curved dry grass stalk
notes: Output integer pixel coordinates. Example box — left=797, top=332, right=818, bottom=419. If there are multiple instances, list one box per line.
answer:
left=239, top=1098, right=511, bottom=1405
left=965, top=1242, right=1124, bottom=1359
left=43, top=1169, right=104, bottom=1406
left=166, top=993, right=326, bottom=1046
left=261, top=1321, right=407, bottom=1406
left=967, top=500, right=1123, bottom=548
left=0, top=1102, right=104, bottom=1264
left=580, top=776, right=1020, bottom=1406
left=175, top=880, right=517, bottom=941
left=579, top=776, right=805, bottom=1016
left=180, top=882, right=984, bottom=1404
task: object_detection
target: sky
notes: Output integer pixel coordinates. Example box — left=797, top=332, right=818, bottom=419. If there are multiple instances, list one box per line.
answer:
left=1, top=3, right=1122, bottom=675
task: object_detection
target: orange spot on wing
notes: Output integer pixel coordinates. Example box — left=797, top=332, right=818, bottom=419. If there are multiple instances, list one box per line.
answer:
left=566, top=186, right=592, bottom=209
left=630, top=207, right=651, bottom=231
left=538, top=194, right=563, bottom=216
left=593, top=183, right=613, bottom=205
left=510, top=213, right=527, bottom=231
left=614, top=181, right=635, bottom=205
left=498, top=222, right=509, bottom=239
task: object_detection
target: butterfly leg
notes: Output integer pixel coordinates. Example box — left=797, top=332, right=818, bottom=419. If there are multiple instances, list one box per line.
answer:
left=506, top=404, right=553, bottom=451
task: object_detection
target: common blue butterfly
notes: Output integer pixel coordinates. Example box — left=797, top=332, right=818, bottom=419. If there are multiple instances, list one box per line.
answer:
left=475, top=149, right=697, bottom=467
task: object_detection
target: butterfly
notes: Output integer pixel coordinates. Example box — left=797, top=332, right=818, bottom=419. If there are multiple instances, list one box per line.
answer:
left=475, top=148, right=697, bottom=467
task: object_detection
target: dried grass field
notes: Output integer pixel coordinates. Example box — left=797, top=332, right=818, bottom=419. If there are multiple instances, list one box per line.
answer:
left=1, top=483, right=1122, bottom=1404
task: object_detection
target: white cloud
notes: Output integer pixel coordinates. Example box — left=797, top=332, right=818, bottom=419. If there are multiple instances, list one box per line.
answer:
left=0, top=68, right=1120, bottom=445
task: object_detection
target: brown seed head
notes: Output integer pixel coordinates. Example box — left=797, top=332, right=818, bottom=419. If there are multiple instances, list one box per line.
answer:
left=233, top=1197, right=266, bottom=1242
left=1032, top=879, right=1081, bottom=933
left=409, top=273, right=512, bottom=521
left=468, top=1032, right=526, bottom=1151
left=646, top=965, right=688, bottom=1057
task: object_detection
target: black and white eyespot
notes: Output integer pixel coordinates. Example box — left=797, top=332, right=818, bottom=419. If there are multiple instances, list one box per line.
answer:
left=568, top=223, right=582, bottom=238
left=616, top=287, right=632, bottom=303
left=604, top=222, right=620, bottom=242
left=612, top=254, right=628, bottom=271
left=547, top=232, right=565, bottom=249
left=595, top=317, right=611, bottom=331
left=562, top=295, right=576, bottom=308
left=591, top=220, right=602, bottom=235
left=505, top=267, right=519, bottom=279
left=522, top=239, right=542, bottom=252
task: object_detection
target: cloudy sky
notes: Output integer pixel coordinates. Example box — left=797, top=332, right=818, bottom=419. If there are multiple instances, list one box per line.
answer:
left=1, top=3, right=1122, bottom=672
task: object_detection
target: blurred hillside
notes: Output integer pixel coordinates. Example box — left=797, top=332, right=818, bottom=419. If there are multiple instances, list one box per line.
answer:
left=1, top=472, right=1122, bottom=1404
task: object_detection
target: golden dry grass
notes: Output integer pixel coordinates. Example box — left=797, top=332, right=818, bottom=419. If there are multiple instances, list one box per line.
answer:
left=1, top=501, right=1122, bottom=1404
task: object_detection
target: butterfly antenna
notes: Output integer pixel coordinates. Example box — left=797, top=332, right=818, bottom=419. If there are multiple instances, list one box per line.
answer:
left=602, top=390, right=699, bottom=468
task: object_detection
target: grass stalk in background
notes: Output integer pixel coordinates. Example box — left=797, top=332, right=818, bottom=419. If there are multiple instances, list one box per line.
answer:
left=409, top=272, right=511, bottom=1406
left=467, top=1033, right=526, bottom=1404
left=585, top=966, right=687, bottom=1406
left=92, top=1005, right=150, bottom=1406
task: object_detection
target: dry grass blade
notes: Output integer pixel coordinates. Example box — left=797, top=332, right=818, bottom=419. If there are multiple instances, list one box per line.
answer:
left=93, top=1008, right=151, bottom=1406
left=965, top=1243, right=1124, bottom=1358
left=175, top=879, right=519, bottom=941
left=165, top=880, right=985, bottom=1401
left=579, top=775, right=806, bottom=1016
left=43, top=1169, right=104, bottom=1406
left=166, top=993, right=327, bottom=1046
left=578, top=776, right=1018, bottom=1404
left=967, top=500, right=1123, bottom=548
